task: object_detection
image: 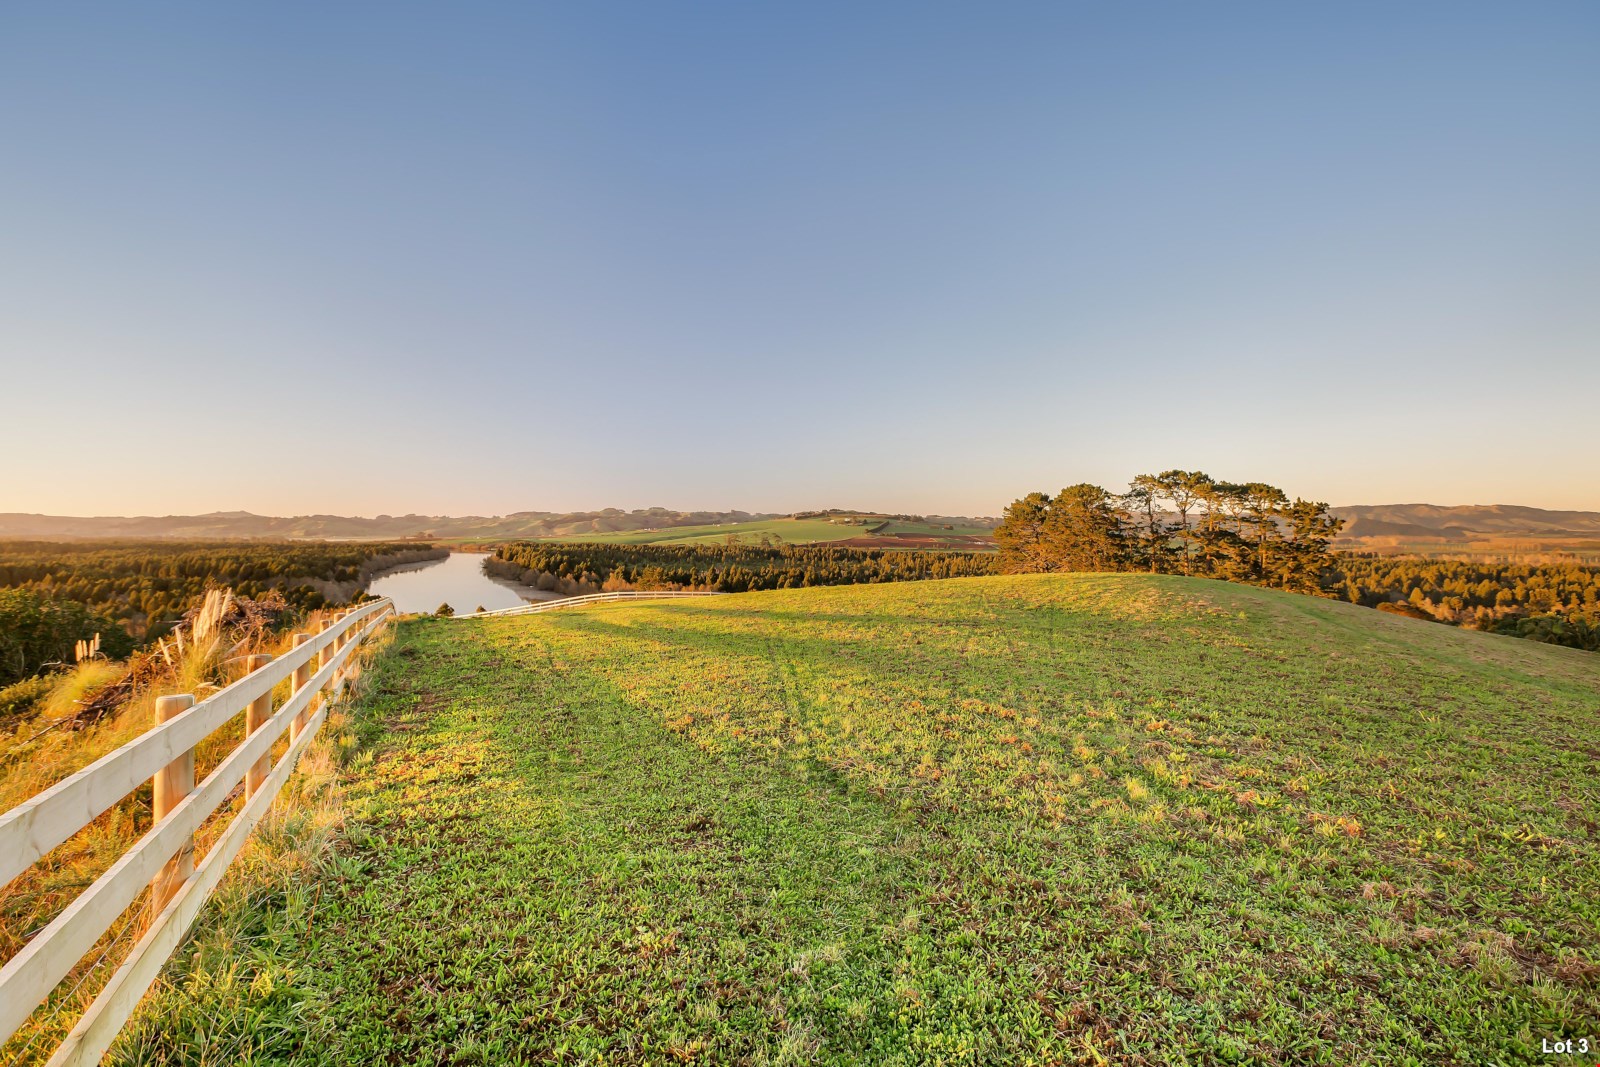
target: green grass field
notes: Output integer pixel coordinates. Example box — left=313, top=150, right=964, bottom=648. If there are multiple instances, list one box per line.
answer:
left=874, top=519, right=995, bottom=537
left=115, top=575, right=1598, bottom=1065
left=551, top=517, right=864, bottom=546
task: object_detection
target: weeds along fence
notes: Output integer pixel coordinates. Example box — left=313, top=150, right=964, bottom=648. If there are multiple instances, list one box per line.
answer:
left=463, top=590, right=724, bottom=619
left=0, top=597, right=396, bottom=1066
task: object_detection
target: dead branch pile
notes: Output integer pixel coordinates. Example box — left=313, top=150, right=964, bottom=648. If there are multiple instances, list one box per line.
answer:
left=179, top=588, right=291, bottom=643
left=66, top=590, right=292, bottom=728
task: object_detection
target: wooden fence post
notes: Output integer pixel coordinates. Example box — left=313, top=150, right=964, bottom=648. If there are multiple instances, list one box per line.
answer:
left=318, top=620, right=336, bottom=673
left=290, top=634, right=313, bottom=743
left=340, top=615, right=355, bottom=678
left=243, top=654, right=273, bottom=798
left=150, top=694, right=196, bottom=917
left=321, top=616, right=343, bottom=689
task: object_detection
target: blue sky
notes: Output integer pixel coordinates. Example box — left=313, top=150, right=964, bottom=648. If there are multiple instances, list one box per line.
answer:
left=2, top=2, right=1596, bottom=516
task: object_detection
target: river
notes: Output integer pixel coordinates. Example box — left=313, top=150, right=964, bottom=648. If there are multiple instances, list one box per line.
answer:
left=365, top=551, right=563, bottom=615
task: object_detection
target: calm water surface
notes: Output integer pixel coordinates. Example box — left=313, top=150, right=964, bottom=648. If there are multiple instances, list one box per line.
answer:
left=366, top=552, right=561, bottom=615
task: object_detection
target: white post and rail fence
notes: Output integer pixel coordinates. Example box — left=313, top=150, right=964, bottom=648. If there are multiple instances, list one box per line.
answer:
left=0, top=597, right=396, bottom=1066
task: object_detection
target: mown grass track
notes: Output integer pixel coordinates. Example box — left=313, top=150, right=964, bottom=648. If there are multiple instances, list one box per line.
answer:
left=114, top=575, right=1599, bottom=1065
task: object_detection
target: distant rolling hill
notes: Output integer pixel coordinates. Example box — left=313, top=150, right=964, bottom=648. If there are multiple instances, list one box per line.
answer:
left=1330, top=504, right=1600, bottom=543
left=0, top=509, right=782, bottom=541
left=6, top=503, right=1596, bottom=555
left=0, top=508, right=1000, bottom=545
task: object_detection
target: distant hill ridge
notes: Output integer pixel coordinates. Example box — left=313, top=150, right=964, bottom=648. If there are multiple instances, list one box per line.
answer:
left=1330, top=503, right=1600, bottom=542
left=0, top=508, right=997, bottom=541
left=2, top=503, right=1594, bottom=544
left=0, top=508, right=781, bottom=541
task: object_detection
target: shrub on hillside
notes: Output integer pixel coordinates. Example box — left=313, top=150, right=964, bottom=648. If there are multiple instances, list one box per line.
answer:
left=0, top=674, right=54, bottom=728
left=1376, top=601, right=1435, bottom=621
left=1492, top=612, right=1600, bottom=651
left=0, top=587, right=134, bottom=687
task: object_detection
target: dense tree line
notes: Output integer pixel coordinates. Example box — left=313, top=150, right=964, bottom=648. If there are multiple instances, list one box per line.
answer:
left=997, top=471, right=1343, bottom=592
left=490, top=542, right=1001, bottom=594
left=1330, top=557, right=1600, bottom=618
left=0, top=540, right=441, bottom=636
left=1329, top=556, right=1600, bottom=649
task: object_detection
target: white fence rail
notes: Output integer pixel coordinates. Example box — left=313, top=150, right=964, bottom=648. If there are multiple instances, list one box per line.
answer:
left=0, top=597, right=396, bottom=1066
left=463, top=590, right=724, bottom=619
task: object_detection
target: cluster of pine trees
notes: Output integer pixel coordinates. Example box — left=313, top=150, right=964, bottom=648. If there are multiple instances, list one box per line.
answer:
left=996, top=471, right=1343, bottom=592
left=995, top=474, right=1599, bottom=652
left=490, top=542, right=1000, bottom=594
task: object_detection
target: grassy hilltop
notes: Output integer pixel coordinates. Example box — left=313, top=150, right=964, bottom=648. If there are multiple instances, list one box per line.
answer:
left=120, top=575, right=1598, bottom=1065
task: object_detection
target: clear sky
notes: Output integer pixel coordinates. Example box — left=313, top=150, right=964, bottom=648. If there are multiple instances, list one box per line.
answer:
left=2, top=2, right=1596, bottom=517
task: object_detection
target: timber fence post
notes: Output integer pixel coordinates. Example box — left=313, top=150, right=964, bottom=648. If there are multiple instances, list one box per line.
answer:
left=243, top=654, right=273, bottom=798
left=319, top=618, right=337, bottom=681
left=150, top=693, right=196, bottom=917
left=291, top=633, right=313, bottom=742
left=338, top=610, right=352, bottom=665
